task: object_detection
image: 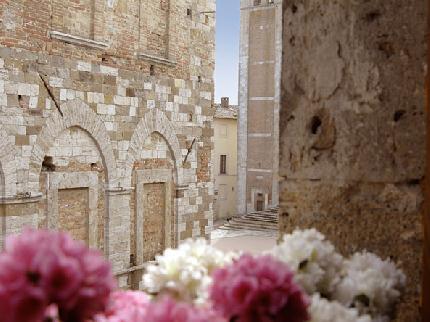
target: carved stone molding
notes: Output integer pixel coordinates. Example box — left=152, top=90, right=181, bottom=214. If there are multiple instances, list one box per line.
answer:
left=50, top=31, right=108, bottom=50
left=137, top=53, right=176, bottom=66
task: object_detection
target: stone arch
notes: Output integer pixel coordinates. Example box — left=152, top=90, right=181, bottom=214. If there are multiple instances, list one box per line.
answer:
left=125, top=109, right=183, bottom=186
left=0, top=127, right=17, bottom=198
left=28, top=99, right=117, bottom=193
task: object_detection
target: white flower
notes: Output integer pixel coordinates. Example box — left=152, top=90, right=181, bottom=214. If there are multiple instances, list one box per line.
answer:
left=270, top=229, right=343, bottom=295
left=333, top=252, right=406, bottom=318
left=310, top=294, right=372, bottom=322
left=141, top=238, right=236, bottom=303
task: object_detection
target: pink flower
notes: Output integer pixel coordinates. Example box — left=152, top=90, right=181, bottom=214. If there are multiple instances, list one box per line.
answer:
left=145, top=296, right=226, bottom=322
left=210, top=254, right=310, bottom=322
left=94, top=291, right=151, bottom=322
left=0, top=229, right=115, bottom=322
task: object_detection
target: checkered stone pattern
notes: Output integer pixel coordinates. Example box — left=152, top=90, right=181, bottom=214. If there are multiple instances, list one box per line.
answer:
left=0, top=0, right=216, bottom=288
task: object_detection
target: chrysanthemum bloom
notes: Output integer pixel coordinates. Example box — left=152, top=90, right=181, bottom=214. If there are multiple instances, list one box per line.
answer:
left=333, top=252, right=406, bottom=319
left=144, top=296, right=226, bottom=322
left=94, top=291, right=151, bottom=322
left=309, top=294, right=371, bottom=322
left=210, top=254, right=310, bottom=322
left=0, top=229, right=115, bottom=322
left=142, top=238, right=237, bottom=304
left=271, top=229, right=343, bottom=296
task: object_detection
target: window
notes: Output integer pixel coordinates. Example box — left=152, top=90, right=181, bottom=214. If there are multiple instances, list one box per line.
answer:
left=254, top=0, right=261, bottom=6
left=220, top=155, right=227, bottom=174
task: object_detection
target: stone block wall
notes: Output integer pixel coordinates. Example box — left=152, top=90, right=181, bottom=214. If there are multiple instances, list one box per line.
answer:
left=0, top=0, right=216, bottom=288
left=279, top=1, right=426, bottom=320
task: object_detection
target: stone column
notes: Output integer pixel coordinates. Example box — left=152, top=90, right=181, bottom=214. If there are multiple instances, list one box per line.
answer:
left=105, top=187, right=132, bottom=288
left=279, top=1, right=426, bottom=320
left=175, top=184, right=188, bottom=244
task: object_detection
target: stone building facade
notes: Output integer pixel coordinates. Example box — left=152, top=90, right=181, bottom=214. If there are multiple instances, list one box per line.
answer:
left=237, top=0, right=282, bottom=214
left=279, top=1, right=426, bottom=320
left=213, top=97, right=237, bottom=220
left=0, top=0, right=216, bottom=289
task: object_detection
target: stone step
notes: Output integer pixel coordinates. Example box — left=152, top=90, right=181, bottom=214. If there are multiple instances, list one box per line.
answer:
left=245, top=211, right=278, bottom=217
left=247, top=211, right=278, bottom=217
left=224, top=218, right=277, bottom=228
left=218, top=224, right=276, bottom=232
left=229, top=218, right=278, bottom=229
left=242, top=217, right=278, bottom=224
left=242, top=215, right=278, bottom=223
left=215, top=207, right=280, bottom=233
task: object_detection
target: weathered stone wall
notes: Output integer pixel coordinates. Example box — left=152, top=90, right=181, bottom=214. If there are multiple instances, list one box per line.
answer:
left=279, top=1, right=426, bottom=320
left=0, top=0, right=216, bottom=288
left=237, top=0, right=282, bottom=214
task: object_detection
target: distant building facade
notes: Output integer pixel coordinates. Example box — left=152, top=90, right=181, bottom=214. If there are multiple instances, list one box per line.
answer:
left=213, top=98, right=238, bottom=220
left=0, top=0, right=215, bottom=289
left=237, top=0, right=282, bottom=214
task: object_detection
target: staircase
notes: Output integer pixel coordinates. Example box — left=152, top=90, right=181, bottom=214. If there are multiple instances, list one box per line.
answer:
left=216, top=207, right=279, bottom=233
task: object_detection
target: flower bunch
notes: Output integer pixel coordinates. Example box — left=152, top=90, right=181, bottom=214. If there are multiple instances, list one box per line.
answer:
left=210, top=254, right=310, bottom=322
left=272, top=230, right=406, bottom=322
left=271, top=229, right=343, bottom=295
left=142, top=238, right=236, bottom=303
left=334, top=252, right=406, bottom=320
left=0, top=229, right=115, bottom=322
left=0, top=228, right=407, bottom=322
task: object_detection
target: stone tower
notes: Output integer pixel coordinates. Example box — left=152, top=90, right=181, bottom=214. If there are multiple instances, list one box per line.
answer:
left=237, top=0, right=283, bottom=214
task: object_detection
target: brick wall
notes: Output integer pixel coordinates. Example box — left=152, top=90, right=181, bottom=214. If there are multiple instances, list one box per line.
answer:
left=0, top=0, right=216, bottom=288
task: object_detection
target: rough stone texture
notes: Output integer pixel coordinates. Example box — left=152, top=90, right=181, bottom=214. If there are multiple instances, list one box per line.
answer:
left=0, top=0, right=215, bottom=289
left=279, top=1, right=426, bottom=320
left=58, top=188, right=89, bottom=244
left=237, top=0, right=282, bottom=214
left=143, top=183, right=166, bottom=261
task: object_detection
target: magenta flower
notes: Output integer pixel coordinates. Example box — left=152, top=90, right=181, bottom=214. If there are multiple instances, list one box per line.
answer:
left=94, top=291, right=151, bottom=322
left=0, top=229, right=115, bottom=322
left=210, top=254, right=310, bottom=322
left=145, top=296, right=226, bottom=322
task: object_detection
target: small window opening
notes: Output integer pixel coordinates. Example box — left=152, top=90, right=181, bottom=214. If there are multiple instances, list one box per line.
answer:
left=42, top=156, right=56, bottom=172
left=220, top=155, right=227, bottom=175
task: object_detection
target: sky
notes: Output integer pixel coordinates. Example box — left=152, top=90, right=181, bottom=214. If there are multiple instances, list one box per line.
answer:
left=214, top=0, right=240, bottom=105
